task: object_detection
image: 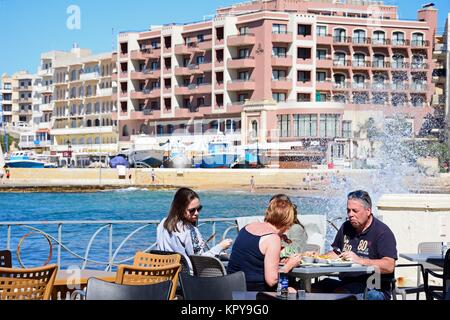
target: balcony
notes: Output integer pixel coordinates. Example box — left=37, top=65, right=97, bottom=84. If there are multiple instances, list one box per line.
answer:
left=352, top=37, right=371, bottom=46
left=372, top=38, right=390, bottom=46
left=227, top=57, right=256, bottom=69
left=80, top=72, right=100, bottom=81
left=227, top=80, right=255, bottom=91
left=391, top=39, right=410, bottom=47
left=273, top=78, right=293, bottom=90
left=351, top=82, right=371, bottom=90
left=411, top=63, right=429, bottom=70
left=272, top=55, right=293, bottom=67
left=316, top=58, right=333, bottom=68
left=391, top=83, right=409, bottom=91
left=227, top=33, right=256, bottom=47
left=272, top=32, right=293, bottom=43
left=332, top=60, right=351, bottom=68
left=333, top=36, right=351, bottom=44
left=371, top=83, right=390, bottom=91
left=198, top=61, right=213, bottom=72
left=174, top=85, right=191, bottom=95
left=411, top=40, right=430, bottom=48
left=391, top=62, right=410, bottom=69
left=316, top=81, right=333, bottom=91
left=351, top=61, right=371, bottom=69
left=38, top=68, right=53, bottom=77
left=13, top=98, right=32, bottom=104
left=195, top=83, right=212, bottom=94
left=97, top=88, right=113, bottom=97
left=372, top=61, right=390, bottom=69
left=410, top=83, right=428, bottom=92
left=39, top=103, right=53, bottom=112
left=174, top=43, right=198, bottom=55
left=332, top=82, right=351, bottom=90
left=317, top=34, right=333, bottom=45
left=197, top=40, right=212, bottom=51
left=130, top=89, right=160, bottom=100
left=295, top=79, right=312, bottom=88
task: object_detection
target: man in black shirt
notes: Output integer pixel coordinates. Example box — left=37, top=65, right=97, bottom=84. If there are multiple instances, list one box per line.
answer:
left=313, top=190, right=398, bottom=300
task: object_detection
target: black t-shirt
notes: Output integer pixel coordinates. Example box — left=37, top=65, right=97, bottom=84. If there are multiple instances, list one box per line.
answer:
left=331, top=217, right=398, bottom=299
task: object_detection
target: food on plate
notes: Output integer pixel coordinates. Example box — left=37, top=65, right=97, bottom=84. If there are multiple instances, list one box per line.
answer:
left=280, top=246, right=298, bottom=258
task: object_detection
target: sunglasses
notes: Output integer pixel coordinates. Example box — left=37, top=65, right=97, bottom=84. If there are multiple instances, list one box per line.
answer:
left=187, top=205, right=203, bottom=215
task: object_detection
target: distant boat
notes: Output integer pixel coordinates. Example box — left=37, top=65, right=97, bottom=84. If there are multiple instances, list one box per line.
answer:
left=200, top=141, right=238, bottom=169
left=128, top=136, right=165, bottom=168
left=5, top=151, right=47, bottom=168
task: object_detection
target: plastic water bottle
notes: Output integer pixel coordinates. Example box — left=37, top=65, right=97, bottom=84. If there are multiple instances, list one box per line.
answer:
left=442, top=242, right=448, bottom=257
left=276, top=271, right=289, bottom=299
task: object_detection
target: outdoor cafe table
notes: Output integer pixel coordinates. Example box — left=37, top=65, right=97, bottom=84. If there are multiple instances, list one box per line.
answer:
left=232, top=291, right=357, bottom=300
left=399, top=253, right=445, bottom=268
left=53, top=269, right=116, bottom=300
left=289, top=264, right=375, bottom=292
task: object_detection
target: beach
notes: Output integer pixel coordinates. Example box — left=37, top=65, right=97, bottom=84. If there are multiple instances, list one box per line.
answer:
left=1, top=168, right=450, bottom=195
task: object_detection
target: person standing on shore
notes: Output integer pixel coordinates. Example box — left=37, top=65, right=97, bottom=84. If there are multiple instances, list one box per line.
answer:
left=151, top=169, right=156, bottom=185
left=5, top=166, right=10, bottom=180
left=250, top=175, right=256, bottom=193
left=156, top=188, right=233, bottom=270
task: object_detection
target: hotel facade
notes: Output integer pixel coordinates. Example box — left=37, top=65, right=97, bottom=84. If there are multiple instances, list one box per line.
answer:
left=115, top=0, right=438, bottom=162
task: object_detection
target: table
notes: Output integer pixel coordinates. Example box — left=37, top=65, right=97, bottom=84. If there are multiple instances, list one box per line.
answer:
left=289, top=264, right=375, bottom=292
left=53, top=269, right=116, bottom=300
left=400, top=253, right=445, bottom=268
left=232, top=291, right=357, bottom=300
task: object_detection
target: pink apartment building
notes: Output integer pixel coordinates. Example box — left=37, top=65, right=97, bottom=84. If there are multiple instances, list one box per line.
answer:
left=115, top=0, right=437, bottom=163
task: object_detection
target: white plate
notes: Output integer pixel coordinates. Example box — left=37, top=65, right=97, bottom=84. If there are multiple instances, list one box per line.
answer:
left=329, top=261, right=353, bottom=267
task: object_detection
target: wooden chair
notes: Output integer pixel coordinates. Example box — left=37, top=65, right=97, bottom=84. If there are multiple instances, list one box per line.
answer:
left=0, top=250, right=12, bottom=268
left=115, top=263, right=181, bottom=300
left=0, top=264, right=58, bottom=300
left=133, top=251, right=180, bottom=268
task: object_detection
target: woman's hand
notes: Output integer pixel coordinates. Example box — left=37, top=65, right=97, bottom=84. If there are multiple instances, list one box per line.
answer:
left=284, top=254, right=302, bottom=272
left=219, top=238, right=233, bottom=250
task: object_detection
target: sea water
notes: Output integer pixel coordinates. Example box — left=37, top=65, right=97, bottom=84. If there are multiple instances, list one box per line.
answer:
left=0, top=190, right=340, bottom=269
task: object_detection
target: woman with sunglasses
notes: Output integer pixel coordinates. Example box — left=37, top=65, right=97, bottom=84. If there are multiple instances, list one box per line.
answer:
left=156, top=188, right=233, bottom=269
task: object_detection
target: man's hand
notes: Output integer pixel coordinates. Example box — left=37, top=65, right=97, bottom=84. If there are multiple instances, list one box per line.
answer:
left=340, top=251, right=363, bottom=264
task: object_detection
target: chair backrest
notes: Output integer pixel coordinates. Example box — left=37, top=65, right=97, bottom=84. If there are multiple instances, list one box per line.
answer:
left=134, top=251, right=180, bottom=268
left=149, top=250, right=191, bottom=275
left=304, top=244, right=321, bottom=253
left=444, top=249, right=450, bottom=297
left=0, top=250, right=12, bottom=268
left=189, top=255, right=226, bottom=277
left=115, top=263, right=181, bottom=300
left=85, top=278, right=172, bottom=300
left=180, top=271, right=247, bottom=300
left=418, top=242, right=444, bottom=254
left=0, top=264, right=58, bottom=300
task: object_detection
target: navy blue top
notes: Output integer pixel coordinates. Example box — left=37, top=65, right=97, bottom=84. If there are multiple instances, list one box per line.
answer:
left=227, top=227, right=276, bottom=291
left=332, top=217, right=398, bottom=299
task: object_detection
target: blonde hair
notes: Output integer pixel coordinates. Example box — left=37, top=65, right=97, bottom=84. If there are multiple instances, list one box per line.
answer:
left=264, top=198, right=295, bottom=230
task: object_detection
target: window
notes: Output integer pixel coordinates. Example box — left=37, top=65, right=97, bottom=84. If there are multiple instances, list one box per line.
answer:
left=334, top=74, right=346, bottom=86
left=197, top=97, right=205, bottom=106
left=277, top=115, right=290, bottom=137
left=317, top=49, right=327, bottom=60
left=320, top=114, right=340, bottom=138
left=334, top=28, right=346, bottom=42
left=316, top=26, right=327, bottom=37
left=238, top=94, right=248, bottom=102
left=239, top=26, right=250, bottom=35
left=412, top=33, right=424, bottom=46
left=342, top=121, right=352, bottom=138
left=297, top=93, right=311, bottom=102
left=122, top=125, right=129, bottom=137
left=298, top=24, right=311, bottom=36
left=353, top=30, right=366, bottom=43
left=373, top=31, right=386, bottom=44
left=196, top=77, right=205, bottom=85
left=239, top=71, right=250, bottom=81
left=273, top=70, right=287, bottom=80
left=297, top=48, right=311, bottom=59
left=298, top=71, right=311, bottom=82
left=151, top=41, right=159, bottom=49
left=334, top=52, right=346, bottom=65
left=353, top=74, right=365, bottom=87
left=272, top=92, right=286, bottom=102
left=293, top=114, right=317, bottom=137
left=373, top=54, right=385, bottom=68
left=316, top=92, right=328, bottom=102
left=272, top=47, right=287, bottom=57
left=238, top=48, right=250, bottom=59
left=272, top=24, right=287, bottom=34
left=316, top=72, right=326, bottom=82
left=197, top=34, right=204, bottom=43
left=151, top=61, right=158, bottom=70
left=392, top=32, right=405, bottom=45
left=196, top=56, right=205, bottom=64
left=353, top=53, right=366, bottom=67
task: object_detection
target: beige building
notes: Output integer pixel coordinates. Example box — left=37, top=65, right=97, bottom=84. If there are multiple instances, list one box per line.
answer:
left=1, top=74, right=13, bottom=125
left=50, top=47, right=118, bottom=165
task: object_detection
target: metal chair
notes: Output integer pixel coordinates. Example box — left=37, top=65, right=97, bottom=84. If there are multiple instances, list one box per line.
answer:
left=0, top=264, right=58, bottom=300
left=180, top=271, right=247, bottom=300
left=115, top=263, right=181, bottom=300
left=189, top=255, right=227, bottom=277
left=0, top=250, right=12, bottom=268
left=424, top=249, right=450, bottom=300
left=71, top=278, right=172, bottom=300
left=392, top=263, right=427, bottom=300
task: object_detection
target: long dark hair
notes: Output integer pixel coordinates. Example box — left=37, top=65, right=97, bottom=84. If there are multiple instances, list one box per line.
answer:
left=269, top=194, right=306, bottom=231
left=164, top=188, right=199, bottom=233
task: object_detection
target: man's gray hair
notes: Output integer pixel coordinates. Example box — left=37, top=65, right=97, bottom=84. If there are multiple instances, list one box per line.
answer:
left=347, top=190, right=372, bottom=210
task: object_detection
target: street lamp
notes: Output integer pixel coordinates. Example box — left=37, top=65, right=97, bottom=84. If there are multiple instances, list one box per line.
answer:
left=66, top=139, right=72, bottom=168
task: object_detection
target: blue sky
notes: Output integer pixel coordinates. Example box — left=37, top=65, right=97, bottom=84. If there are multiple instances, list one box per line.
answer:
left=0, top=0, right=449, bottom=76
